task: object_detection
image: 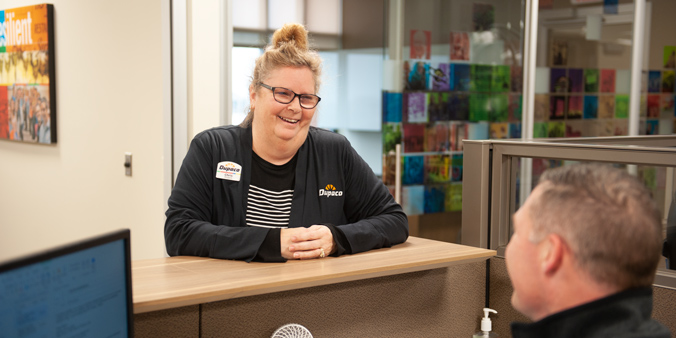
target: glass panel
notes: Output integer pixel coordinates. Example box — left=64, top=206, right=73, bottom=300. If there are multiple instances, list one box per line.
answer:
left=231, top=47, right=262, bottom=126
left=384, top=0, right=525, bottom=221
left=509, top=156, right=675, bottom=276
left=267, top=0, right=303, bottom=30
left=346, top=52, right=384, bottom=131
left=306, top=0, right=342, bottom=35
left=536, top=0, right=676, bottom=138
left=536, top=2, right=632, bottom=137
left=232, top=0, right=267, bottom=30
left=645, top=0, right=676, bottom=135
left=314, top=51, right=340, bottom=129
left=231, top=1, right=382, bottom=176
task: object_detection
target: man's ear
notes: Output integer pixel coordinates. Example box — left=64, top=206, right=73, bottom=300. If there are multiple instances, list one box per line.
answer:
left=539, top=233, right=566, bottom=276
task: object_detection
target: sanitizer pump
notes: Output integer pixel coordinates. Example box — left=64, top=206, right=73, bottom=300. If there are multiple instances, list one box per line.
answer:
left=473, top=308, right=498, bottom=338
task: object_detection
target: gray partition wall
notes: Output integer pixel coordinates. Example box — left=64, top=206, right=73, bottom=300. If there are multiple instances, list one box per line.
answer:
left=461, top=136, right=676, bottom=336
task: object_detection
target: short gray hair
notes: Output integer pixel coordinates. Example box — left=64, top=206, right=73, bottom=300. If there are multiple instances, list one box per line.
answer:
left=529, top=163, right=662, bottom=289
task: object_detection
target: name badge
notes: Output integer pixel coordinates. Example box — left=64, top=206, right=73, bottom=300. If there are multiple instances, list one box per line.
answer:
left=216, top=161, right=242, bottom=181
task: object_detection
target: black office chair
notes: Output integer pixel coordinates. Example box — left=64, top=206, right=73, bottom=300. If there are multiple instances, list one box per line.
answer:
left=663, top=191, right=676, bottom=270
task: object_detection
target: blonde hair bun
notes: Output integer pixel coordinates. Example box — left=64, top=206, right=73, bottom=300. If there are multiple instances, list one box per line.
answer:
left=240, top=22, right=322, bottom=128
left=272, top=23, right=309, bottom=51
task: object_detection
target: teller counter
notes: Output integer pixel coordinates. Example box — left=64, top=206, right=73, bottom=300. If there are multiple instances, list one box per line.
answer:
left=132, top=236, right=495, bottom=337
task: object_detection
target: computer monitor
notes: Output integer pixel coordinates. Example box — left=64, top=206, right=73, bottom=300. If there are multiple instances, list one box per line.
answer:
left=0, top=229, right=134, bottom=337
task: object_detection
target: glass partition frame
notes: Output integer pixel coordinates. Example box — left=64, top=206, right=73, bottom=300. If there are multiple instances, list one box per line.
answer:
left=462, top=135, right=676, bottom=290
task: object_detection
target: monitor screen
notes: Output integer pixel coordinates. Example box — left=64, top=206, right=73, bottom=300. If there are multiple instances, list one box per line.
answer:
left=0, top=229, right=133, bottom=337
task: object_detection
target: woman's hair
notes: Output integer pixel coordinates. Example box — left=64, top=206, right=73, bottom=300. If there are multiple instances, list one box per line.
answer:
left=240, top=23, right=322, bottom=127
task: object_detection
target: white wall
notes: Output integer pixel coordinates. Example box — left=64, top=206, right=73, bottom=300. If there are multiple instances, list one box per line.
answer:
left=188, top=0, right=223, bottom=139
left=0, top=0, right=169, bottom=261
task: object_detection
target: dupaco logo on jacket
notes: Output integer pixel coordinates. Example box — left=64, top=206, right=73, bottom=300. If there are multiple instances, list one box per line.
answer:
left=319, top=184, right=343, bottom=198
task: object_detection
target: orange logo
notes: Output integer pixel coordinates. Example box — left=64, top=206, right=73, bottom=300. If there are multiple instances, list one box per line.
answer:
left=319, top=184, right=343, bottom=197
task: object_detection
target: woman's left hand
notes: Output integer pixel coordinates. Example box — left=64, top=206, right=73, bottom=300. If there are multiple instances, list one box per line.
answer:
left=287, top=225, right=335, bottom=259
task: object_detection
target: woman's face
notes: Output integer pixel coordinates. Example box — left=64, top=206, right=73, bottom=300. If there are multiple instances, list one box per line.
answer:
left=250, top=66, right=317, bottom=145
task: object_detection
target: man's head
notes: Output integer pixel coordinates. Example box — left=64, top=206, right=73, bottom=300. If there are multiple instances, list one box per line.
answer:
left=506, top=163, right=662, bottom=320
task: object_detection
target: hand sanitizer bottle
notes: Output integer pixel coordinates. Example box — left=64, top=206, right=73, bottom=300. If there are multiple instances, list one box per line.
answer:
left=473, top=308, right=498, bottom=338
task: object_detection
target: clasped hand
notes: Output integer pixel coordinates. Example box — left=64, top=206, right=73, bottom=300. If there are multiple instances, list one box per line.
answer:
left=281, top=225, right=335, bottom=260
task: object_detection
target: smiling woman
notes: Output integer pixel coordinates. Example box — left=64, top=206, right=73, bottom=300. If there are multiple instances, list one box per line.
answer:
left=249, top=66, right=317, bottom=165
left=164, top=23, right=409, bottom=263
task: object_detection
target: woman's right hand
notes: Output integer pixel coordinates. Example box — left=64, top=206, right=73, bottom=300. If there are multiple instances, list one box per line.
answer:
left=280, top=228, right=307, bottom=259
left=280, top=226, right=335, bottom=260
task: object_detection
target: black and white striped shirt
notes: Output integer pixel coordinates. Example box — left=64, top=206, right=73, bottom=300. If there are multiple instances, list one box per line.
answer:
left=246, top=186, right=292, bottom=227
left=246, top=151, right=296, bottom=228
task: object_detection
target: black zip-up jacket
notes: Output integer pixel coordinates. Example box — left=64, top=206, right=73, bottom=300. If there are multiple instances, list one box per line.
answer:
left=165, top=125, right=409, bottom=262
left=511, top=287, right=671, bottom=338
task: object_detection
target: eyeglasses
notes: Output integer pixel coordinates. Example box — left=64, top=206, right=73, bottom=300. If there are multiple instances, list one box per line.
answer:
left=259, top=83, right=321, bottom=109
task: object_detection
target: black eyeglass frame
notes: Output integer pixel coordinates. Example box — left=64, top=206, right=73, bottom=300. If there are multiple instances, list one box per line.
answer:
left=259, top=83, right=321, bottom=109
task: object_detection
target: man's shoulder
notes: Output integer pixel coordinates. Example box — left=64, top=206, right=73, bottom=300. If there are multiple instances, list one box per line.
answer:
left=512, top=288, right=671, bottom=338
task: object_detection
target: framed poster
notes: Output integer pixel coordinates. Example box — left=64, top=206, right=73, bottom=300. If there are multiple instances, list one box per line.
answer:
left=449, top=32, right=470, bottom=61
left=410, top=30, right=431, bottom=60
left=0, top=4, right=56, bottom=144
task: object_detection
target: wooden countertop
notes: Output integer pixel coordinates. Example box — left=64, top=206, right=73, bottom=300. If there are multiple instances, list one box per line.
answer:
left=132, top=236, right=495, bottom=314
